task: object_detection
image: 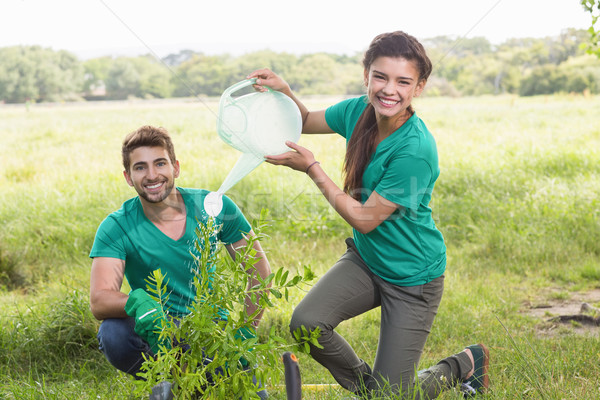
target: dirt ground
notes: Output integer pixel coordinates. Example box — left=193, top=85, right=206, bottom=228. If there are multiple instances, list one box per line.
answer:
left=522, top=288, right=600, bottom=336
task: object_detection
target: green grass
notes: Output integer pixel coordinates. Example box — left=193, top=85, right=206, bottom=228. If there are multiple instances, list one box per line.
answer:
left=1, top=94, right=599, bottom=399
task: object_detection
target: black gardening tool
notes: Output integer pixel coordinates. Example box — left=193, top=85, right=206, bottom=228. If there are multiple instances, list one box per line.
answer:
left=282, top=351, right=302, bottom=400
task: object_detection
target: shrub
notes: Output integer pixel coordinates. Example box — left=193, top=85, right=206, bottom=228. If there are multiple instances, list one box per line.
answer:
left=133, top=215, right=318, bottom=399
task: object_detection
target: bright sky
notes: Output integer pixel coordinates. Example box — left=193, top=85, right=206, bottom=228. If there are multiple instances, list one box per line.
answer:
left=0, top=0, right=593, bottom=59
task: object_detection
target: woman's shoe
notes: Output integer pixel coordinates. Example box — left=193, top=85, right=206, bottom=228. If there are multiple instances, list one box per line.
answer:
left=460, top=344, right=489, bottom=397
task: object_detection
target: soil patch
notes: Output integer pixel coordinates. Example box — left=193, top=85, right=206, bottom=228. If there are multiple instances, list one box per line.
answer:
left=522, top=288, right=600, bottom=337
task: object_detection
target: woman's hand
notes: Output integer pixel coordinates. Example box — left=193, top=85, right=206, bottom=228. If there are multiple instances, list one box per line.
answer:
left=267, top=141, right=399, bottom=234
left=247, top=68, right=291, bottom=95
left=246, top=69, right=332, bottom=134
left=264, top=141, right=315, bottom=173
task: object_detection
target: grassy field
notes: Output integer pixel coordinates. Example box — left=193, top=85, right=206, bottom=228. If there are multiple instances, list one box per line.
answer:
left=1, top=94, right=599, bottom=399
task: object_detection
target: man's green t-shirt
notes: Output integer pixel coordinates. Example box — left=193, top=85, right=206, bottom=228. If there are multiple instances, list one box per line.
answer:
left=325, top=96, right=446, bottom=286
left=89, top=187, right=251, bottom=316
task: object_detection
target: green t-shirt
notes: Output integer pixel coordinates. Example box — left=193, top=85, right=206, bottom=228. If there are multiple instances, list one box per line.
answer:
left=325, top=96, right=446, bottom=286
left=89, top=187, right=251, bottom=316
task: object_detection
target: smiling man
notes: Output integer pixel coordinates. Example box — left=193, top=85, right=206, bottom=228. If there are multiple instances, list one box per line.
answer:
left=88, top=125, right=270, bottom=398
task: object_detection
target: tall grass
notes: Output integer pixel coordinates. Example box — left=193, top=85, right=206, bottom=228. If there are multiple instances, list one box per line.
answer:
left=1, top=94, right=599, bottom=398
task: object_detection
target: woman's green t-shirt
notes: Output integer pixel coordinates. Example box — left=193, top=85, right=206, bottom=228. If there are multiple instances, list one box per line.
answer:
left=325, top=96, right=446, bottom=286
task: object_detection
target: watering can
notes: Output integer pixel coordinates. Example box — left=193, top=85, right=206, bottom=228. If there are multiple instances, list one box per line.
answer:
left=204, top=78, right=302, bottom=216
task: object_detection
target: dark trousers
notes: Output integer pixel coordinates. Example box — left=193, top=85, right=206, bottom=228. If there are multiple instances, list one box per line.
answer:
left=97, top=317, right=268, bottom=398
left=97, top=316, right=152, bottom=377
left=290, top=239, right=471, bottom=398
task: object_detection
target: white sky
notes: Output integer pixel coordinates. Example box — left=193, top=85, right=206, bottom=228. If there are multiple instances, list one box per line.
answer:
left=0, top=0, right=593, bottom=59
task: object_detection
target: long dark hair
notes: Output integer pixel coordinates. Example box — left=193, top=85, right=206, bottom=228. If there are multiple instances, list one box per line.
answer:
left=343, top=31, right=432, bottom=200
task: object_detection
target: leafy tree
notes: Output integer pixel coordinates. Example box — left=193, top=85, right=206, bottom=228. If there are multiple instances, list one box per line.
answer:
left=82, top=57, right=113, bottom=95
left=519, top=65, right=565, bottom=96
left=289, top=53, right=362, bottom=95
left=501, top=38, right=554, bottom=68
left=429, top=37, right=498, bottom=95
left=105, top=56, right=173, bottom=99
left=133, top=216, right=317, bottom=399
left=0, top=46, right=82, bottom=103
left=162, top=49, right=198, bottom=67
left=0, top=47, right=35, bottom=103
left=425, top=35, right=492, bottom=62
left=581, top=0, right=600, bottom=56
left=454, top=36, right=493, bottom=57
left=231, top=50, right=298, bottom=85
left=491, top=48, right=523, bottom=94
left=173, top=54, right=234, bottom=97
left=423, top=76, right=459, bottom=97
left=430, top=53, right=462, bottom=91
left=548, top=28, right=589, bottom=63
left=339, top=62, right=365, bottom=95
left=451, top=53, right=499, bottom=95
left=1, top=29, right=598, bottom=103
left=105, top=57, right=141, bottom=99
left=133, top=56, right=174, bottom=98
left=558, top=54, right=600, bottom=93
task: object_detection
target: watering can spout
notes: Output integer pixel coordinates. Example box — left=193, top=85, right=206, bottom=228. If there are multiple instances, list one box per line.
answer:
left=217, top=153, right=264, bottom=195
left=204, top=153, right=264, bottom=218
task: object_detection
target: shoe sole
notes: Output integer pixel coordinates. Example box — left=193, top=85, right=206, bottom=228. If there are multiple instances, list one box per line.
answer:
left=477, top=343, right=490, bottom=392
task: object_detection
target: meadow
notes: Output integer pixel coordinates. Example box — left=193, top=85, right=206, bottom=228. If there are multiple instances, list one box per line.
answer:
left=0, top=93, right=599, bottom=399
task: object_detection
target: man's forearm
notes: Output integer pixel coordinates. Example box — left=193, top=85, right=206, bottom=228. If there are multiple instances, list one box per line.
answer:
left=90, top=290, right=129, bottom=320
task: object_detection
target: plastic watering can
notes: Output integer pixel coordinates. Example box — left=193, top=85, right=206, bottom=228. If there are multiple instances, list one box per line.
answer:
left=204, top=78, right=302, bottom=217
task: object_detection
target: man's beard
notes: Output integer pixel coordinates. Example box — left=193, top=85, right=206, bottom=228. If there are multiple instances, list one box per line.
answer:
left=136, top=179, right=175, bottom=203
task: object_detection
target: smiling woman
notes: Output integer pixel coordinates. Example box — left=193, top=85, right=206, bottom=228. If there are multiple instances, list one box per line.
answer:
left=363, top=58, right=426, bottom=132
left=244, top=31, right=490, bottom=399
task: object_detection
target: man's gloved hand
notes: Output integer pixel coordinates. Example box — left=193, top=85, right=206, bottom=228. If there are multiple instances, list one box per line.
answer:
left=234, top=325, right=257, bottom=369
left=125, top=288, right=171, bottom=353
left=235, top=325, right=257, bottom=341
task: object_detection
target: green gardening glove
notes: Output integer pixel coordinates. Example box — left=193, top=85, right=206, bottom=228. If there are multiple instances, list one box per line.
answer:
left=125, top=288, right=171, bottom=353
left=235, top=325, right=257, bottom=341
left=234, top=325, right=257, bottom=369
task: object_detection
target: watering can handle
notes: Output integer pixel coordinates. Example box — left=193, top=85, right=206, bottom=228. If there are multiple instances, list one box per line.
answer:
left=221, top=78, right=272, bottom=103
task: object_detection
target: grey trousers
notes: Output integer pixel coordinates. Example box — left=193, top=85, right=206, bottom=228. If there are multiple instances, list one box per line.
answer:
left=290, top=239, right=472, bottom=399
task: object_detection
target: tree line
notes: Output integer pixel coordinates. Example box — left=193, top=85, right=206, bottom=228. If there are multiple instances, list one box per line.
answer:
left=1, top=28, right=598, bottom=104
